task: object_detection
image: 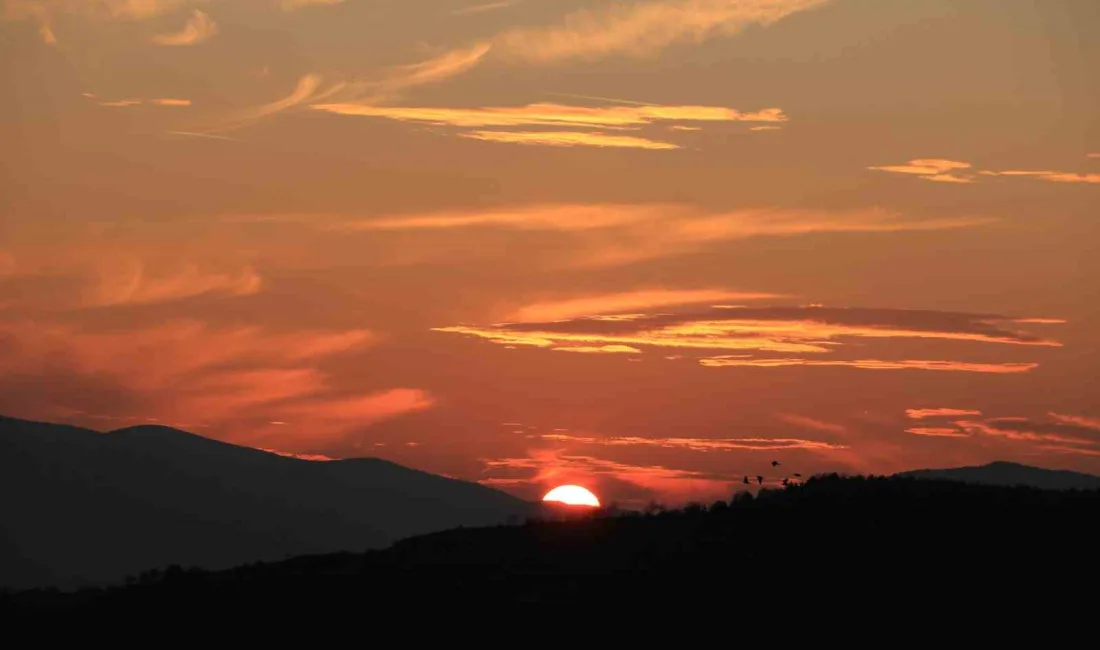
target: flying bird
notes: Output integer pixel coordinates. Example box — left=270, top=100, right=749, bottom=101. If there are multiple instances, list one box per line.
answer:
left=781, top=478, right=790, bottom=487
left=771, top=460, right=780, bottom=467
left=793, top=473, right=803, bottom=478
left=743, top=476, right=750, bottom=485
left=756, top=475, right=764, bottom=485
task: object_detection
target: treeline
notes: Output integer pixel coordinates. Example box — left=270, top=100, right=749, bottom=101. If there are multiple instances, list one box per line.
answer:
left=4, top=474, right=1098, bottom=612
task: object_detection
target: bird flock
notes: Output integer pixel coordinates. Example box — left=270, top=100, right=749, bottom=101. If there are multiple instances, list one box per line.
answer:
left=742, top=460, right=803, bottom=488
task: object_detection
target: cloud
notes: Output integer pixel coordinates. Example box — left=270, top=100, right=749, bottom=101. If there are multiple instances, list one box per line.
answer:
left=370, top=42, right=493, bottom=98
left=502, top=288, right=784, bottom=322
left=451, top=0, right=521, bottom=16
left=1047, top=412, right=1100, bottom=431
left=457, top=129, right=679, bottom=149
left=699, top=357, right=1038, bottom=373
left=323, top=203, right=993, bottom=268
left=99, top=99, right=143, bottom=107
left=750, top=125, right=782, bottom=132
left=434, top=305, right=1058, bottom=374
left=280, top=0, right=344, bottom=10
left=0, top=318, right=427, bottom=450
left=435, top=305, right=1062, bottom=356
left=150, top=98, right=191, bottom=106
left=776, top=414, right=846, bottom=435
left=539, top=432, right=847, bottom=452
left=491, top=0, right=833, bottom=65
left=906, top=408, right=983, bottom=420
left=80, top=259, right=262, bottom=307
left=310, top=102, right=787, bottom=129
left=872, top=158, right=1100, bottom=185
left=906, top=413, right=1100, bottom=453
left=905, top=427, right=970, bottom=438
left=479, top=449, right=740, bottom=505
left=151, top=9, right=216, bottom=46
left=552, top=345, right=642, bottom=354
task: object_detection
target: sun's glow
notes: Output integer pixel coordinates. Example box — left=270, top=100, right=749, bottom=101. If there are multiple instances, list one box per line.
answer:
left=542, top=484, right=601, bottom=507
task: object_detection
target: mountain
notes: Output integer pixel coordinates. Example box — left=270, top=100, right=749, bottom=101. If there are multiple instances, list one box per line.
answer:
left=5, top=474, right=1097, bottom=613
left=0, top=414, right=538, bottom=591
left=894, top=461, right=1100, bottom=491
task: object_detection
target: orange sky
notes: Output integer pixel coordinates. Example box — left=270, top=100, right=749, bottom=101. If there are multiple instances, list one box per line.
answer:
left=1, top=0, right=1098, bottom=507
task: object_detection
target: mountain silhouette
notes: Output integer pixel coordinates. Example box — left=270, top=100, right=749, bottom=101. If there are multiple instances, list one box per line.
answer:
left=894, top=461, right=1100, bottom=491
left=0, top=414, right=537, bottom=591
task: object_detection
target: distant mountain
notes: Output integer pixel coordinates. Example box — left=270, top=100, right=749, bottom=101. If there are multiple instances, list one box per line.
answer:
left=894, top=461, right=1100, bottom=491
left=0, top=415, right=538, bottom=591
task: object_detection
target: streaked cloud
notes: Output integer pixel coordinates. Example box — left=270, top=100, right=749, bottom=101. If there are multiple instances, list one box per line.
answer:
left=539, top=432, right=847, bottom=451
left=436, top=305, right=1062, bottom=354
left=451, top=0, right=521, bottom=16
left=873, top=158, right=1100, bottom=185
left=777, top=414, right=846, bottom=435
left=491, top=0, right=833, bottom=65
left=502, top=288, right=784, bottom=322
left=458, top=129, right=678, bottom=149
left=699, top=357, right=1038, bottom=373
left=901, top=413, right=1100, bottom=455
left=260, top=449, right=338, bottom=462
left=1048, top=412, right=1100, bottom=431
left=150, top=9, right=216, bottom=46
left=905, top=427, right=970, bottom=438
left=280, top=0, right=344, bottom=10
left=96, top=97, right=192, bottom=107
left=325, top=203, right=993, bottom=268
left=905, top=408, right=983, bottom=420
left=552, top=345, right=642, bottom=354
left=310, top=102, right=786, bottom=129
left=80, top=259, right=262, bottom=307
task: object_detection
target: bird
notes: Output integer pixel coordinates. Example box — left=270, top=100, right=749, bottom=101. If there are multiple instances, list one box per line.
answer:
left=793, top=473, right=803, bottom=478
left=743, top=476, right=750, bottom=485
left=781, top=478, right=790, bottom=487
left=756, top=475, right=764, bottom=485
left=771, top=460, right=780, bottom=467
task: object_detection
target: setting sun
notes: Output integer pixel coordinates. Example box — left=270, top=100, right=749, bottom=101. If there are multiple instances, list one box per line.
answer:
left=543, top=485, right=601, bottom=507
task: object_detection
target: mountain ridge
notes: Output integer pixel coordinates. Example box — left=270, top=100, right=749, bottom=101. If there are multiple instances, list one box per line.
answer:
left=0, top=414, right=537, bottom=592
left=894, top=460, right=1100, bottom=490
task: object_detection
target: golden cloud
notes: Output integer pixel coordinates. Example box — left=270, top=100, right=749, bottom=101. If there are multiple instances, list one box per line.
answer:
left=905, top=408, right=983, bottom=420
left=81, top=259, right=262, bottom=307
left=700, top=357, right=1038, bottom=373
left=540, top=432, right=846, bottom=452
left=150, top=9, right=216, bottom=46
left=873, top=159, right=1100, bottom=185
left=310, top=102, right=787, bottom=128
left=451, top=0, right=521, bottom=16
left=502, top=288, right=784, bottom=322
left=457, top=130, right=679, bottom=149
left=492, top=0, right=834, bottom=65
left=905, top=427, right=970, bottom=438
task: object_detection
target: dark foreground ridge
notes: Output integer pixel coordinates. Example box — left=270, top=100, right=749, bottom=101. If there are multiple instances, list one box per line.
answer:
left=4, top=474, right=1097, bottom=612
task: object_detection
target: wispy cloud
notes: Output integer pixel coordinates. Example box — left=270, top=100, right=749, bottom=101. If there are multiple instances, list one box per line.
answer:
left=451, top=0, right=521, bottom=16
left=502, top=288, right=784, bottom=322
left=700, top=357, right=1038, bottom=373
left=281, top=0, right=344, bottom=10
left=457, top=129, right=679, bottom=149
left=539, top=432, right=847, bottom=451
left=906, top=408, right=983, bottom=420
left=904, top=413, right=1100, bottom=454
left=872, top=158, right=1100, bottom=185
left=310, top=102, right=786, bottom=129
left=552, top=345, right=642, bottom=354
left=491, top=0, right=833, bottom=65
left=1048, top=412, right=1100, bottom=431
left=80, top=259, right=262, bottom=307
left=435, top=305, right=1058, bottom=374
left=776, top=414, right=846, bottom=435
left=905, top=427, right=970, bottom=438
left=324, top=203, right=993, bottom=269
left=96, top=97, right=192, bottom=107
left=151, top=9, right=216, bottom=46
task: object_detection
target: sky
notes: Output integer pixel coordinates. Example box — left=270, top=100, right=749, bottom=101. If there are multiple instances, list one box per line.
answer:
left=1, top=0, right=1098, bottom=507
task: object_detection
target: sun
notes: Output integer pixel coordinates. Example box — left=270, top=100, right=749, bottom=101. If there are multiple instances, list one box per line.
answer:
left=542, top=485, right=601, bottom=507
